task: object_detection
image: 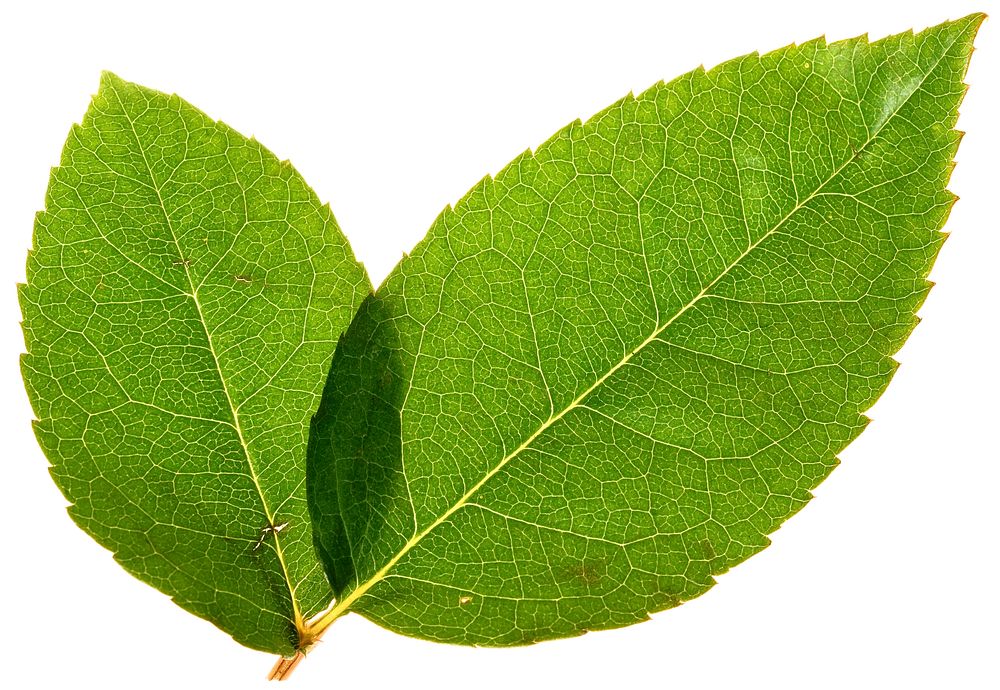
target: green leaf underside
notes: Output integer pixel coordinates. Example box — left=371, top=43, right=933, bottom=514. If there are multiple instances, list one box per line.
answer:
left=309, top=16, right=980, bottom=645
left=20, top=74, right=371, bottom=654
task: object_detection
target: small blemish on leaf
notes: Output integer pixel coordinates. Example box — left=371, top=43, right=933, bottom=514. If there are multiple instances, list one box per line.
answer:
left=700, top=538, right=716, bottom=560
left=233, top=274, right=253, bottom=284
left=563, top=558, right=607, bottom=587
left=459, top=595, right=473, bottom=606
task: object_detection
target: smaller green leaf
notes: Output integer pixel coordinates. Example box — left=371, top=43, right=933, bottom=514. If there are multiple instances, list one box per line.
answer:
left=20, top=73, right=371, bottom=655
left=307, top=15, right=981, bottom=646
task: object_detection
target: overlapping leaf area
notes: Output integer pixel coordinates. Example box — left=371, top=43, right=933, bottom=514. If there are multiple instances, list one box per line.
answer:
left=309, top=16, right=979, bottom=644
left=20, top=74, right=370, bottom=654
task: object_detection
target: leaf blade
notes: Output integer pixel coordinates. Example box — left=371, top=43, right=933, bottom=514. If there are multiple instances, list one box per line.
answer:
left=20, top=73, right=371, bottom=654
left=308, top=15, right=981, bottom=644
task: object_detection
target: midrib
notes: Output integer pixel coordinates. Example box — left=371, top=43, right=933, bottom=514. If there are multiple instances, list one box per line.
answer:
left=311, top=32, right=957, bottom=631
left=111, top=87, right=305, bottom=633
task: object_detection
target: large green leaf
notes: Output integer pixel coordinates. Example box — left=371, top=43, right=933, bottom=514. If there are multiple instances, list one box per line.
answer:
left=308, top=16, right=980, bottom=645
left=20, top=73, right=371, bottom=655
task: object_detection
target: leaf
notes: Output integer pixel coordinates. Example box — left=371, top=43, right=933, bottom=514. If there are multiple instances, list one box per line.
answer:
left=307, top=15, right=981, bottom=646
left=19, top=73, right=371, bottom=655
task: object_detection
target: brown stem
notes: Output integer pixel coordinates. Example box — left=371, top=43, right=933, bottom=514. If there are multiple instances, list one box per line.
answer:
left=267, top=599, right=345, bottom=679
left=268, top=651, right=304, bottom=681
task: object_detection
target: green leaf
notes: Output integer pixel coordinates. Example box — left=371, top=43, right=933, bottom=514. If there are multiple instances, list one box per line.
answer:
left=308, top=15, right=981, bottom=645
left=19, top=73, right=371, bottom=655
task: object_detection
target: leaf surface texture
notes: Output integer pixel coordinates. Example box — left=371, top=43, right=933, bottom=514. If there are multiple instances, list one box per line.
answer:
left=20, top=74, right=371, bottom=654
left=308, top=16, right=980, bottom=644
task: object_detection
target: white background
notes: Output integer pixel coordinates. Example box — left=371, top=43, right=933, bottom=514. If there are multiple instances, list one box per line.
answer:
left=1, top=1, right=997, bottom=688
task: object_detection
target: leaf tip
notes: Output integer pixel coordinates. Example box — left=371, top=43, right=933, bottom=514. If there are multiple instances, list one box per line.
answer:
left=97, top=70, right=129, bottom=96
left=960, top=11, right=988, bottom=33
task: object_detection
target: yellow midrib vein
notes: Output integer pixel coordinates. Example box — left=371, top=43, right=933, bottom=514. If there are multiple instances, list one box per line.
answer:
left=111, top=85, right=305, bottom=634
left=308, top=33, right=959, bottom=636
